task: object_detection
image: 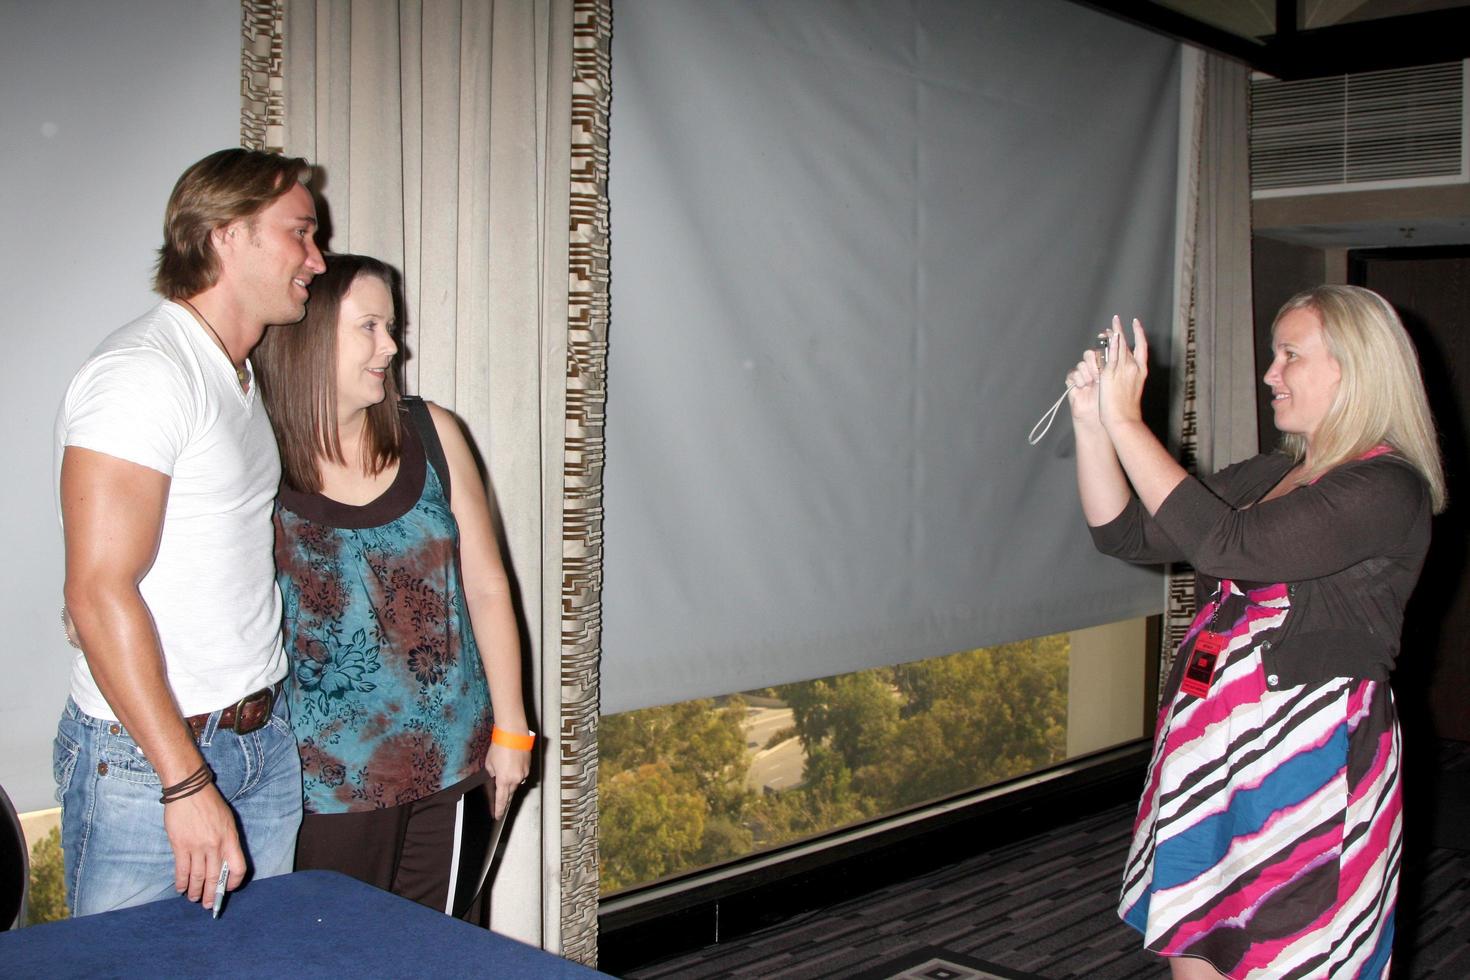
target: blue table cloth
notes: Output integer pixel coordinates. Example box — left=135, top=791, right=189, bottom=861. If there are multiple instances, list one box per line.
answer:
left=0, top=870, right=610, bottom=978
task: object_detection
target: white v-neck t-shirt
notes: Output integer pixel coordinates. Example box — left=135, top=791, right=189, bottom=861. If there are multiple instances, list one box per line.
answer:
left=56, top=300, right=287, bottom=719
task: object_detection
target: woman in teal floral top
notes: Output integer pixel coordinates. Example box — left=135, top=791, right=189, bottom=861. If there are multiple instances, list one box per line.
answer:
left=255, top=254, right=532, bottom=914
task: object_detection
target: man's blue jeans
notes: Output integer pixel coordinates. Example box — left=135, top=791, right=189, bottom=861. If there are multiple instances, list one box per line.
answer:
left=54, top=691, right=303, bottom=916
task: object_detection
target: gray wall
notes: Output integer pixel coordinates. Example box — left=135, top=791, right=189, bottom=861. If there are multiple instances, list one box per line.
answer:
left=1, top=0, right=241, bottom=812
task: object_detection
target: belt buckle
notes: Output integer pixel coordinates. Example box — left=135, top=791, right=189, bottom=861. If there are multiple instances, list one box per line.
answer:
left=232, top=686, right=274, bottom=735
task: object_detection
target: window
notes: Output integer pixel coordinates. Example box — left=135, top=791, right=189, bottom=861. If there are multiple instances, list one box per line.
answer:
left=598, top=618, right=1148, bottom=895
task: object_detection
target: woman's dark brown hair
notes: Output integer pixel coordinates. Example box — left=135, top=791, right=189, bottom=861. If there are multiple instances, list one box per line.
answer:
left=254, top=253, right=403, bottom=493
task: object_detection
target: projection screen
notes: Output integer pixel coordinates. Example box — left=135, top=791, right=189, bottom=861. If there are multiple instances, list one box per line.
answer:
left=603, top=0, right=1183, bottom=714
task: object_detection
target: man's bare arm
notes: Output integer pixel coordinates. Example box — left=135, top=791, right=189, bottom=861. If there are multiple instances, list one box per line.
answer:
left=60, top=445, right=247, bottom=906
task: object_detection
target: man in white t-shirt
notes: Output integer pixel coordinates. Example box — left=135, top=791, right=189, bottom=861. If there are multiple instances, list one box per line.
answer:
left=54, top=148, right=326, bottom=916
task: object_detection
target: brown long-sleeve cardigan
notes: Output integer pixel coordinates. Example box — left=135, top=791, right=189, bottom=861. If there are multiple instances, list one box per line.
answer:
left=1089, top=451, right=1431, bottom=689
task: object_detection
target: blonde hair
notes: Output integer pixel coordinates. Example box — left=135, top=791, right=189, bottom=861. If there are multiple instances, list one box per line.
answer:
left=1273, top=285, right=1445, bottom=513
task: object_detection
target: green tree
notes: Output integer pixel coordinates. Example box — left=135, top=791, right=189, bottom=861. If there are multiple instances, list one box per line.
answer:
left=695, top=815, right=754, bottom=867
left=26, top=826, right=67, bottom=925
left=598, top=697, right=757, bottom=892
left=600, top=697, right=751, bottom=815
left=777, top=670, right=899, bottom=773
left=598, top=762, right=706, bottom=893
left=863, top=639, right=1068, bottom=808
left=746, top=744, right=871, bottom=847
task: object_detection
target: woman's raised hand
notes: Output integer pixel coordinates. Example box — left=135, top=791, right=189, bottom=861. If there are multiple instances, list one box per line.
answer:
left=1099, top=316, right=1148, bottom=430
left=1066, top=343, right=1104, bottom=426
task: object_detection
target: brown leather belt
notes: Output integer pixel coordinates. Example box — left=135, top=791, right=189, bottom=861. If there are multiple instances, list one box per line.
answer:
left=185, top=683, right=280, bottom=739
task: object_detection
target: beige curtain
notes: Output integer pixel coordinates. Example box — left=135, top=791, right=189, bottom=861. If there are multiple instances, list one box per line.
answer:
left=1162, top=48, right=1258, bottom=685
left=247, top=0, right=606, bottom=960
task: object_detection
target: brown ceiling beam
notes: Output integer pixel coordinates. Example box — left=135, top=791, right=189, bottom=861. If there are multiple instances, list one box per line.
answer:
left=1260, top=9, right=1470, bottom=80
left=1065, top=1, right=1470, bottom=80
left=1064, top=0, right=1269, bottom=69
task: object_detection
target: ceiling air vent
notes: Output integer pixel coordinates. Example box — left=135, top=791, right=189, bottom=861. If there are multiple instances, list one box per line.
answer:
left=1250, top=60, right=1467, bottom=198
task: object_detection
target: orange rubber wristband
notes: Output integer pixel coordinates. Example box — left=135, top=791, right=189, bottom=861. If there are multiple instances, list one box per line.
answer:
left=491, top=726, right=536, bottom=751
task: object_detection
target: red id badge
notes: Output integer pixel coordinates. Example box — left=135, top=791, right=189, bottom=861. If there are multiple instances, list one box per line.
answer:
left=1180, top=630, right=1226, bottom=699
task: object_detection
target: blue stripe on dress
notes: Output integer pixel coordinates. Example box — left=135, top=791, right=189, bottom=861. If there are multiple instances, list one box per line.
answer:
left=1123, top=893, right=1151, bottom=933
left=1150, top=723, right=1348, bottom=892
left=1359, top=913, right=1394, bottom=978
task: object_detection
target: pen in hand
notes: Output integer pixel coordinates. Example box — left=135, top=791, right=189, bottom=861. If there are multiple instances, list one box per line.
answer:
left=212, top=862, right=229, bottom=919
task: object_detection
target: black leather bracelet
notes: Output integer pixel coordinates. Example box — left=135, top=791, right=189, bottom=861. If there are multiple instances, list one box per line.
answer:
left=159, top=762, right=214, bottom=804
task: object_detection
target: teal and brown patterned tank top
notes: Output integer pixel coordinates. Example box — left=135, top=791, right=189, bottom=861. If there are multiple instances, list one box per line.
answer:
left=274, top=415, right=492, bottom=814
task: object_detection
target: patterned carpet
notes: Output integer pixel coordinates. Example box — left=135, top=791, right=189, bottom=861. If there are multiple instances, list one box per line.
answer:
left=625, top=742, right=1470, bottom=980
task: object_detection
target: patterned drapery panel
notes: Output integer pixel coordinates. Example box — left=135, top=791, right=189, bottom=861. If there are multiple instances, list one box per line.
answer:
left=561, top=0, right=611, bottom=965
left=1162, top=299, right=1201, bottom=688
left=241, top=1, right=285, bottom=151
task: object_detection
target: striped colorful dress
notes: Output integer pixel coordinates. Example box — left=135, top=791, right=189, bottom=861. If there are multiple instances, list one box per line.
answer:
left=1092, top=450, right=1431, bottom=980
left=1120, top=579, right=1400, bottom=978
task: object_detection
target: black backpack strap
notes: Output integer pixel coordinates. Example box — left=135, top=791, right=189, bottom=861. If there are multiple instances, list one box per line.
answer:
left=401, top=396, right=451, bottom=504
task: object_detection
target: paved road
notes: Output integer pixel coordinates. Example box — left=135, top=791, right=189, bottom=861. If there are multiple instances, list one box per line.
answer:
left=743, top=705, right=806, bottom=792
